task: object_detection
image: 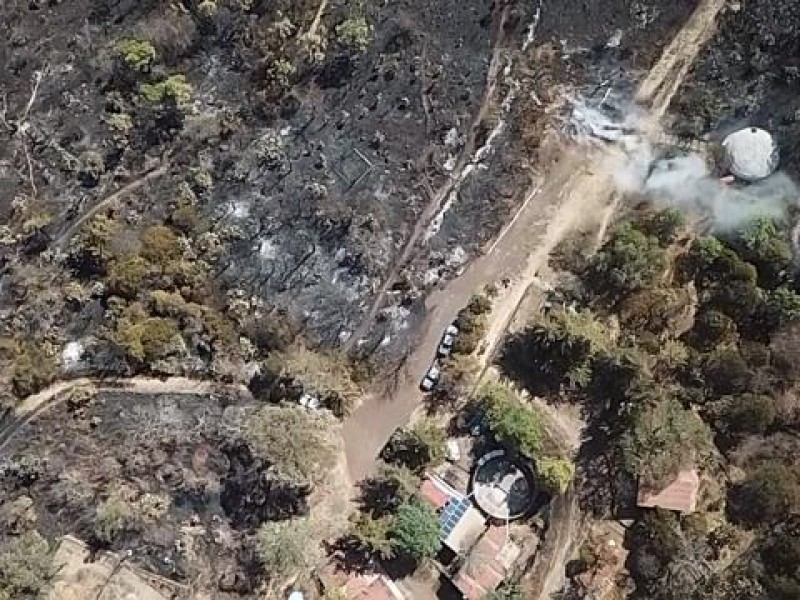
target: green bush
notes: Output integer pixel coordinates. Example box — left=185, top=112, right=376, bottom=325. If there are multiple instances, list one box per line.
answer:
left=94, top=498, right=135, bottom=543
left=0, top=532, right=54, bottom=599
left=108, top=254, right=151, bottom=299
left=481, top=383, right=543, bottom=458
left=335, top=17, right=372, bottom=52
left=115, top=38, right=156, bottom=72
left=390, top=501, right=441, bottom=561
left=12, top=343, right=58, bottom=397
left=536, top=456, right=575, bottom=494
left=256, top=517, right=320, bottom=582
left=140, top=75, right=193, bottom=107
left=381, top=420, right=446, bottom=473
left=115, top=316, right=182, bottom=363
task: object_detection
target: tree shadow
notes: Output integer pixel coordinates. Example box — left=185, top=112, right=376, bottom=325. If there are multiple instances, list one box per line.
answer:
left=496, top=331, right=563, bottom=397
left=327, top=535, right=375, bottom=575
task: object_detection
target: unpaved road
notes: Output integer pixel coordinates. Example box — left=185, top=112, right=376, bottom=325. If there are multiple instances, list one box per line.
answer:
left=0, top=377, right=251, bottom=451
left=344, top=0, right=727, bottom=484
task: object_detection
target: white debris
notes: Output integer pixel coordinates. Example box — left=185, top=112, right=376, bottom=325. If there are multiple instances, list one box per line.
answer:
left=722, top=127, right=779, bottom=182
left=231, top=201, right=249, bottom=219
left=444, top=127, right=460, bottom=147
left=258, top=239, right=278, bottom=260
left=607, top=29, right=623, bottom=48
left=62, top=341, right=84, bottom=371
left=446, top=246, right=468, bottom=267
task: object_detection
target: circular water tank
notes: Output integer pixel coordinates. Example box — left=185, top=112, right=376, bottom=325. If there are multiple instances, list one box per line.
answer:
left=722, top=127, right=779, bottom=182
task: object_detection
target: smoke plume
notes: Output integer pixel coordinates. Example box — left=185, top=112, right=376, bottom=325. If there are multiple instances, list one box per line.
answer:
left=568, top=97, right=799, bottom=231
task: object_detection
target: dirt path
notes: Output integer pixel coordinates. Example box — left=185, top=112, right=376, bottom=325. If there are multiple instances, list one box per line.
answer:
left=343, top=0, right=725, bottom=480
left=54, top=165, right=169, bottom=250
left=636, top=0, right=727, bottom=119
left=0, top=376, right=250, bottom=451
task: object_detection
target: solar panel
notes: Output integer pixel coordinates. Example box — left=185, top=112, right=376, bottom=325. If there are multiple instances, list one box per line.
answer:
left=439, top=497, right=471, bottom=538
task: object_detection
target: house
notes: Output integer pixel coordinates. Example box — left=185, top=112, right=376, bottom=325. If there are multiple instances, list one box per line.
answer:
left=418, top=474, right=522, bottom=599
left=637, top=469, right=700, bottom=514
left=420, top=474, right=486, bottom=555
left=318, top=562, right=406, bottom=600
left=451, top=526, right=520, bottom=600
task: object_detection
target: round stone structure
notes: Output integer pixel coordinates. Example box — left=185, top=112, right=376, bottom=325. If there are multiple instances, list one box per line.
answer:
left=470, top=450, right=536, bottom=521
left=722, top=127, right=779, bottom=182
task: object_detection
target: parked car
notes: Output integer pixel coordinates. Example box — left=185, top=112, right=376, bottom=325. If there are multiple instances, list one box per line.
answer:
left=420, top=364, right=441, bottom=392
left=437, top=324, right=460, bottom=357
left=299, top=393, right=321, bottom=410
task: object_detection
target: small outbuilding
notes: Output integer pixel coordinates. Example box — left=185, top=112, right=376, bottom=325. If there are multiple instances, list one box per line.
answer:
left=721, top=127, right=779, bottom=182
left=637, top=469, right=700, bottom=514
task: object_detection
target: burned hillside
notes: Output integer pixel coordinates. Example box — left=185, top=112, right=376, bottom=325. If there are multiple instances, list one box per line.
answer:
left=0, top=387, right=346, bottom=597
left=670, top=1, right=800, bottom=179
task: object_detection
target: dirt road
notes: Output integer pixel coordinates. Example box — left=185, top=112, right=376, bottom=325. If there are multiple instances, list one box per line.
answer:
left=0, top=377, right=251, bottom=451
left=344, top=0, right=727, bottom=483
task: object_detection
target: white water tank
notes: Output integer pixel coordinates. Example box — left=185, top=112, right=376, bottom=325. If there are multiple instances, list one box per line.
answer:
left=722, top=127, right=779, bottom=182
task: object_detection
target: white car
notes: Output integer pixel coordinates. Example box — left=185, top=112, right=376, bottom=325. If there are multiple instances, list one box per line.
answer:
left=420, top=364, right=441, bottom=392
left=437, top=324, right=459, bottom=357
left=299, top=393, right=321, bottom=410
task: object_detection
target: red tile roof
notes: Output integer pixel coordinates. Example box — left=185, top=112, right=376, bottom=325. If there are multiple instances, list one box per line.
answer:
left=452, top=526, right=519, bottom=600
left=419, top=477, right=453, bottom=509
left=637, top=469, right=700, bottom=514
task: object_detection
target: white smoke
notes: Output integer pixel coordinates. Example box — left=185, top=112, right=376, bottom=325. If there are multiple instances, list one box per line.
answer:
left=567, top=97, right=799, bottom=231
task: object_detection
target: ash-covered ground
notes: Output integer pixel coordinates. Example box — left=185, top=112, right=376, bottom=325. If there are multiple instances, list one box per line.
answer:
left=0, top=389, right=295, bottom=595
left=670, top=2, right=800, bottom=178
left=0, top=0, right=697, bottom=357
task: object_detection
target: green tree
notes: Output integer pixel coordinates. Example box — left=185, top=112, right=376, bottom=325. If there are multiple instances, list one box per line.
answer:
left=349, top=512, right=395, bottom=559
left=94, top=497, right=136, bottom=543
left=482, top=383, right=543, bottom=458
left=729, top=464, right=798, bottom=527
left=335, top=17, right=372, bottom=52
left=267, top=344, right=360, bottom=417
left=107, top=254, right=151, bottom=298
left=587, top=222, right=667, bottom=297
left=682, top=236, right=757, bottom=289
left=381, top=420, right=446, bottom=474
left=766, top=286, right=800, bottom=330
left=703, top=348, right=752, bottom=396
left=359, top=462, right=419, bottom=517
left=390, top=501, right=441, bottom=561
left=690, top=309, right=739, bottom=349
left=735, top=217, right=793, bottom=289
left=256, top=517, right=321, bottom=582
left=12, top=342, right=57, bottom=397
left=759, top=519, right=800, bottom=599
left=115, top=38, right=156, bottom=72
left=453, top=294, right=492, bottom=355
left=70, top=213, right=121, bottom=274
left=114, top=315, right=182, bottom=363
left=621, top=396, right=711, bottom=487
left=713, top=394, right=775, bottom=437
left=245, top=404, right=339, bottom=486
left=140, top=225, right=184, bottom=268
left=635, top=208, right=686, bottom=246
left=504, top=309, right=612, bottom=390
left=0, top=532, right=54, bottom=600
left=536, top=456, right=575, bottom=494
left=139, top=75, right=193, bottom=107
